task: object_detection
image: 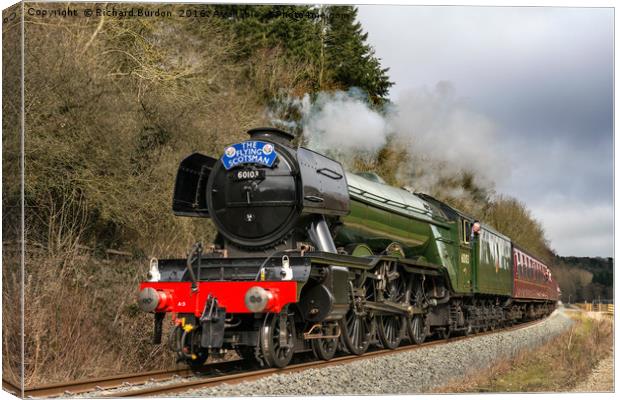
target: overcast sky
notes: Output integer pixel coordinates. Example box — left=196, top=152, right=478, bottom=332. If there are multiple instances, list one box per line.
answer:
left=357, top=6, right=613, bottom=257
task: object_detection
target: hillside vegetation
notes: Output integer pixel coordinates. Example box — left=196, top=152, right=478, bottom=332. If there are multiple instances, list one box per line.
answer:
left=2, top=3, right=610, bottom=385
left=553, top=256, right=613, bottom=302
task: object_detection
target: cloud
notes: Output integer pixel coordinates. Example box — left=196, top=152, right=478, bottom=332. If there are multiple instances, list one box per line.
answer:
left=497, top=137, right=613, bottom=206
left=356, top=6, right=613, bottom=257
left=532, top=201, right=613, bottom=257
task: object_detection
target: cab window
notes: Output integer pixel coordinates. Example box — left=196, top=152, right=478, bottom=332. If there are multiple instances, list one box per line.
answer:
left=462, top=220, right=472, bottom=243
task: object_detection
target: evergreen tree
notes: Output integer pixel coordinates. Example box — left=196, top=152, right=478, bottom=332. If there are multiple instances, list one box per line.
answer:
left=324, top=6, right=393, bottom=104
left=212, top=5, right=322, bottom=67
left=209, top=5, right=393, bottom=102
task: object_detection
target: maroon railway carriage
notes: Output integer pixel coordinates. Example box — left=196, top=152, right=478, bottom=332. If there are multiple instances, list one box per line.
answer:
left=512, top=246, right=560, bottom=304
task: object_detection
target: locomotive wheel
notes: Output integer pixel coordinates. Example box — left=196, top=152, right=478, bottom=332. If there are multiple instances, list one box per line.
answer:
left=311, top=322, right=338, bottom=360
left=376, top=262, right=406, bottom=349
left=260, top=312, right=295, bottom=368
left=406, top=278, right=427, bottom=345
left=377, top=315, right=406, bottom=349
left=339, top=308, right=373, bottom=355
left=340, top=277, right=374, bottom=355
left=409, top=315, right=427, bottom=343
left=312, top=337, right=338, bottom=360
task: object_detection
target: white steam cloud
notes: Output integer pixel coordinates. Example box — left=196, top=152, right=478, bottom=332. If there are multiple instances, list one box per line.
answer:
left=269, top=82, right=509, bottom=195
left=389, top=82, right=507, bottom=193
left=301, top=91, right=389, bottom=155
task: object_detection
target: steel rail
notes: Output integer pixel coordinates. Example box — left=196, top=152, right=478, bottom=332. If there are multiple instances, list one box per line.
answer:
left=14, top=359, right=241, bottom=398
left=109, top=317, right=548, bottom=397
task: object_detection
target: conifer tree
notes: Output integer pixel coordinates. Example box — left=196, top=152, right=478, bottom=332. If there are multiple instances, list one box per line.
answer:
left=211, top=5, right=322, bottom=66
left=209, top=5, right=392, bottom=102
left=323, top=6, right=393, bottom=104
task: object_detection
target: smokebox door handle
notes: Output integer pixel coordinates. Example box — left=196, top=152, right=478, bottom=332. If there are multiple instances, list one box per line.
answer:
left=317, top=168, right=343, bottom=180
left=304, top=195, right=324, bottom=203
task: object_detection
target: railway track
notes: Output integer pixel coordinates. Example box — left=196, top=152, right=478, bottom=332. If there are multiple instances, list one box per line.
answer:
left=111, top=317, right=548, bottom=397
left=2, top=360, right=241, bottom=398
left=3, top=316, right=548, bottom=398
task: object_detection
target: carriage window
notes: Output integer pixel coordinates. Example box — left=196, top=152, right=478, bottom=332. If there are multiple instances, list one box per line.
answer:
left=538, top=264, right=542, bottom=282
left=538, top=264, right=543, bottom=282
left=540, top=266, right=543, bottom=282
left=514, top=254, right=518, bottom=276
left=525, top=259, right=528, bottom=279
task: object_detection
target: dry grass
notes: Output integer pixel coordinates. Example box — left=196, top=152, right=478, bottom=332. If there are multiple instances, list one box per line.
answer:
left=2, top=251, right=23, bottom=386
left=435, top=313, right=613, bottom=393
left=18, top=201, right=178, bottom=385
left=21, top=249, right=178, bottom=386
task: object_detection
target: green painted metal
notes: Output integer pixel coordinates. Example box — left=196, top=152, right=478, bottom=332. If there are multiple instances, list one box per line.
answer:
left=456, top=220, right=473, bottom=291
left=347, top=244, right=373, bottom=257
left=335, top=172, right=476, bottom=294
left=336, top=199, right=432, bottom=255
left=333, top=172, right=517, bottom=297
left=472, top=225, right=513, bottom=296
left=345, top=173, right=450, bottom=227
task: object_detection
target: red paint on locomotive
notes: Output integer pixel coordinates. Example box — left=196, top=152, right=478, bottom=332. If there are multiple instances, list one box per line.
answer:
left=139, top=281, right=298, bottom=316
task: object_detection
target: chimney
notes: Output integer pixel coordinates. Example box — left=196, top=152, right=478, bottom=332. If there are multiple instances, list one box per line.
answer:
left=247, top=127, right=295, bottom=146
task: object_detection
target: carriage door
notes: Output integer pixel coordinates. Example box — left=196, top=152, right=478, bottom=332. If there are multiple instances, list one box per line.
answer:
left=458, top=219, right=473, bottom=291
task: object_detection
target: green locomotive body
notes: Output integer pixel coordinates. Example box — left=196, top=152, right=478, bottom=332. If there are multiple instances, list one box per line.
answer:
left=337, top=171, right=513, bottom=297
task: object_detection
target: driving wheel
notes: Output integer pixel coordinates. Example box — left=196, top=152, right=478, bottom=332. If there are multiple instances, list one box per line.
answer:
left=260, top=312, right=295, bottom=368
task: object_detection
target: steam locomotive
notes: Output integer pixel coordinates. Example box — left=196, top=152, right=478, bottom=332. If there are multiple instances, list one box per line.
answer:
left=138, top=127, right=560, bottom=368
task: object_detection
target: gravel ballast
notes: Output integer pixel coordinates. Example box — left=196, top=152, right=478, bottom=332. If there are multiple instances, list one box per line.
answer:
left=571, top=354, right=614, bottom=392
left=182, top=309, right=574, bottom=396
